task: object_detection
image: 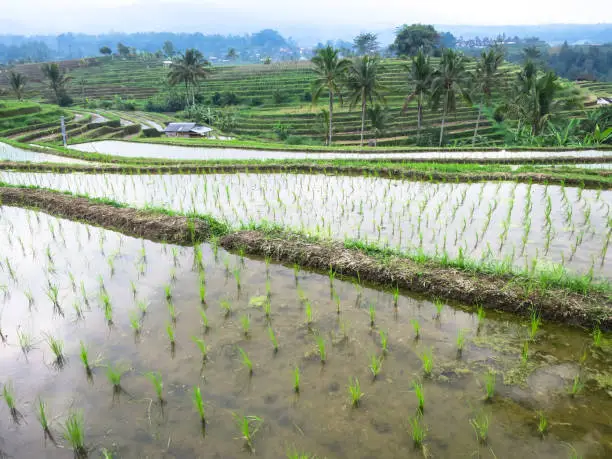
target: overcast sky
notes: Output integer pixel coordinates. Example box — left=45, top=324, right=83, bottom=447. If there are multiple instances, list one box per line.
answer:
left=3, top=0, right=612, bottom=36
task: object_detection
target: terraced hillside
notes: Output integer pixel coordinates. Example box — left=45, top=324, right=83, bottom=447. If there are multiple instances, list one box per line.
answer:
left=1, top=57, right=609, bottom=146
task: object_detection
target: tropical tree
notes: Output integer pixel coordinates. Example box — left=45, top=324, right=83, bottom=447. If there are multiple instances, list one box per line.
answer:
left=346, top=55, right=386, bottom=146
left=8, top=71, right=27, bottom=101
left=367, top=104, right=389, bottom=142
left=167, top=48, right=211, bottom=107
left=472, top=48, right=504, bottom=144
left=163, top=41, right=175, bottom=58
left=392, top=24, right=440, bottom=57
left=99, top=46, right=112, bottom=56
left=402, top=49, right=434, bottom=137
left=430, top=49, right=472, bottom=146
left=226, top=48, right=238, bottom=60
left=353, top=33, right=379, bottom=56
left=40, top=63, right=72, bottom=104
left=311, top=46, right=351, bottom=145
left=503, top=62, right=570, bottom=136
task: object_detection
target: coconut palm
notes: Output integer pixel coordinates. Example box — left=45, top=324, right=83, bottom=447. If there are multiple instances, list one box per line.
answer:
left=40, top=63, right=71, bottom=103
left=8, top=71, right=27, bottom=101
left=311, top=46, right=351, bottom=145
left=472, top=48, right=504, bottom=144
left=431, top=49, right=472, bottom=147
left=367, top=104, right=390, bottom=142
left=168, top=48, right=211, bottom=107
left=402, top=49, right=434, bottom=138
left=346, top=55, right=386, bottom=146
left=502, top=61, right=580, bottom=138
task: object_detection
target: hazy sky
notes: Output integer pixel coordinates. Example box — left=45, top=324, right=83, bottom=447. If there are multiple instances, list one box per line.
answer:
left=3, top=0, right=612, bottom=35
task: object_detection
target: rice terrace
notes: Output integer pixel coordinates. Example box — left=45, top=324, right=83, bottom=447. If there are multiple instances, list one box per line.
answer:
left=0, top=6, right=611, bottom=459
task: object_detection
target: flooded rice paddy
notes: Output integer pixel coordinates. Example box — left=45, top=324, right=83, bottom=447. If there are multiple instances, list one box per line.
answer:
left=68, top=140, right=612, bottom=161
left=0, top=143, right=90, bottom=165
left=1, top=171, right=610, bottom=279
left=0, top=206, right=610, bottom=458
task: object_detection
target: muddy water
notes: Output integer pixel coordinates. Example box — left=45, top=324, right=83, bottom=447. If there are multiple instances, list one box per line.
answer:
left=0, top=206, right=610, bottom=458
left=0, top=142, right=90, bottom=165
left=1, top=171, right=610, bottom=279
left=68, top=140, right=612, bottom=161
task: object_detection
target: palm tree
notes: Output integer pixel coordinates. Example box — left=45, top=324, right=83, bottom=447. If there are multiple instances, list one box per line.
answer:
left=226, top=48, right=237, bottom=61
left=472, top=48, right=504, bottom=144
left=505, top=63, right=566, bottom=136
left=367, top=104, right=389, bottom=143
left=168, top=49, right=211, bottom=107
left=346, top=55, right=385, bottom=146
left=431, top=49, right=472, bottom=147
left=8, top=71, right=27, bottom=101
left=40, top=63, right=71, bottom=103
left=402, top=49, right=434, bottom=138
left=311, top=46, right=351, bottom=145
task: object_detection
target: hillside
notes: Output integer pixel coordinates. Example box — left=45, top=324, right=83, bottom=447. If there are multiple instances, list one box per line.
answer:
left=1, top=56, right=609, bottom=147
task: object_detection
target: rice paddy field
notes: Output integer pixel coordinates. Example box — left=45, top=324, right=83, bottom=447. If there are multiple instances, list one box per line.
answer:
left=0, top=205, right=611, bottom=458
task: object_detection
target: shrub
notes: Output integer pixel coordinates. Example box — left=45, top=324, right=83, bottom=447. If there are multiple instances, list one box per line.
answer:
left=57, top=91, right=73, bottom=107
left=142, top=127, right=162, bottom=137
left=301, top=91, right=313, bottom=102
left=273, top=122, right=291, bottom=140
left=249, top=97, right=264, bottom=107
left=272, top=89, right=290, bottom=105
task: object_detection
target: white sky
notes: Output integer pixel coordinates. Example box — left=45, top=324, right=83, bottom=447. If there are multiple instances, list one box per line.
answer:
left=2, top=0, right=611, bottom=35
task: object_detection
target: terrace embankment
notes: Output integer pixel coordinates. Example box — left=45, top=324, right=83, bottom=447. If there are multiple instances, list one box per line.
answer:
left=0, top=186, right=211, bottom=244
left=1, top=161, right=610, bottom=189
left=1, top=185, right=609, bottom=329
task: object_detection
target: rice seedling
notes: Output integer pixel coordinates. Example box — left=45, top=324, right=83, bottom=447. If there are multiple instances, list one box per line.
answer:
left=62, top=410, right=87, bottom=458
left=315, top=334, right=326, bottom=363
left=379, top=330, right=389, bottom=355
left=368, top=303, right=376, bottom=327
left=263, top=299, right=272, bottom=320
left=167, top=301, right=177, bottom=323
left=220, top=299, right=232, bottom=317
left=129, top=311, right=141, bottom=335
left=369, top=354, right=383, bottom=380
left=234, top=414, right=263, bottom=452
left=240, top=314, right=251, bottom=337
left=130, top=280, right=137, bottom=297
left=456, top=329, right=466, bottom=356
left=433, top=298, right=444, bottom=318
left=102, top=448, right=113, bottom=459
left=106, top=364, right=125, bottom=391
left=35, top=397, right=52, bottom=437
left=17, top=328, right=32, bottom=354
left=484, top=369, right=496, bottom=402
left=164, top=284, right=172, bottom=301
left=2, top=382, right=18, bottom=420
left=199, top=309, right=209, bottom=331
left=537, top=411, right=548, bottom=437
left=199, top=282, right=207, bottom=305
left=592, top=325, right=602, bottom=348
left=476, top=305, right=486, bottom=329
left=410, top=319, right=421, bottom=340
left=305, top=301, right=313, bottom=326
left=193, top=386, right=206, bottom=426
left=145, top=371, right=164, bottom=403
left=393, top=286, right=399, bottom=308
left=237, top=347, right=253, bottom=375
left=286, top=448, right=317, bottom=459
left=79, top=341, right=92, bottom=375
left=347, top=377, right=363, bottom=407
left=409, top=414, right=426, bottom=448
left=521, top=340, right=529, bottom=364
left=420, top=349, right=433, bottom=377
left=470, top=413, right=490, bottom=444
left=293, top=366, right=300, bottom=393
left=192, top=337, right=208, bottom=361
left=46, top=334, right=65, bottom=367
left=268, top=327, right=279, bottom=353
left=567, top=374, right=584, bottom=397
left=166, top=323, right=176, bottom=347
left=233, top=268, right=242, bottom=290
left=529, top=309, right=542, bottom=341
left=403, top=376, right=421, bottom=417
